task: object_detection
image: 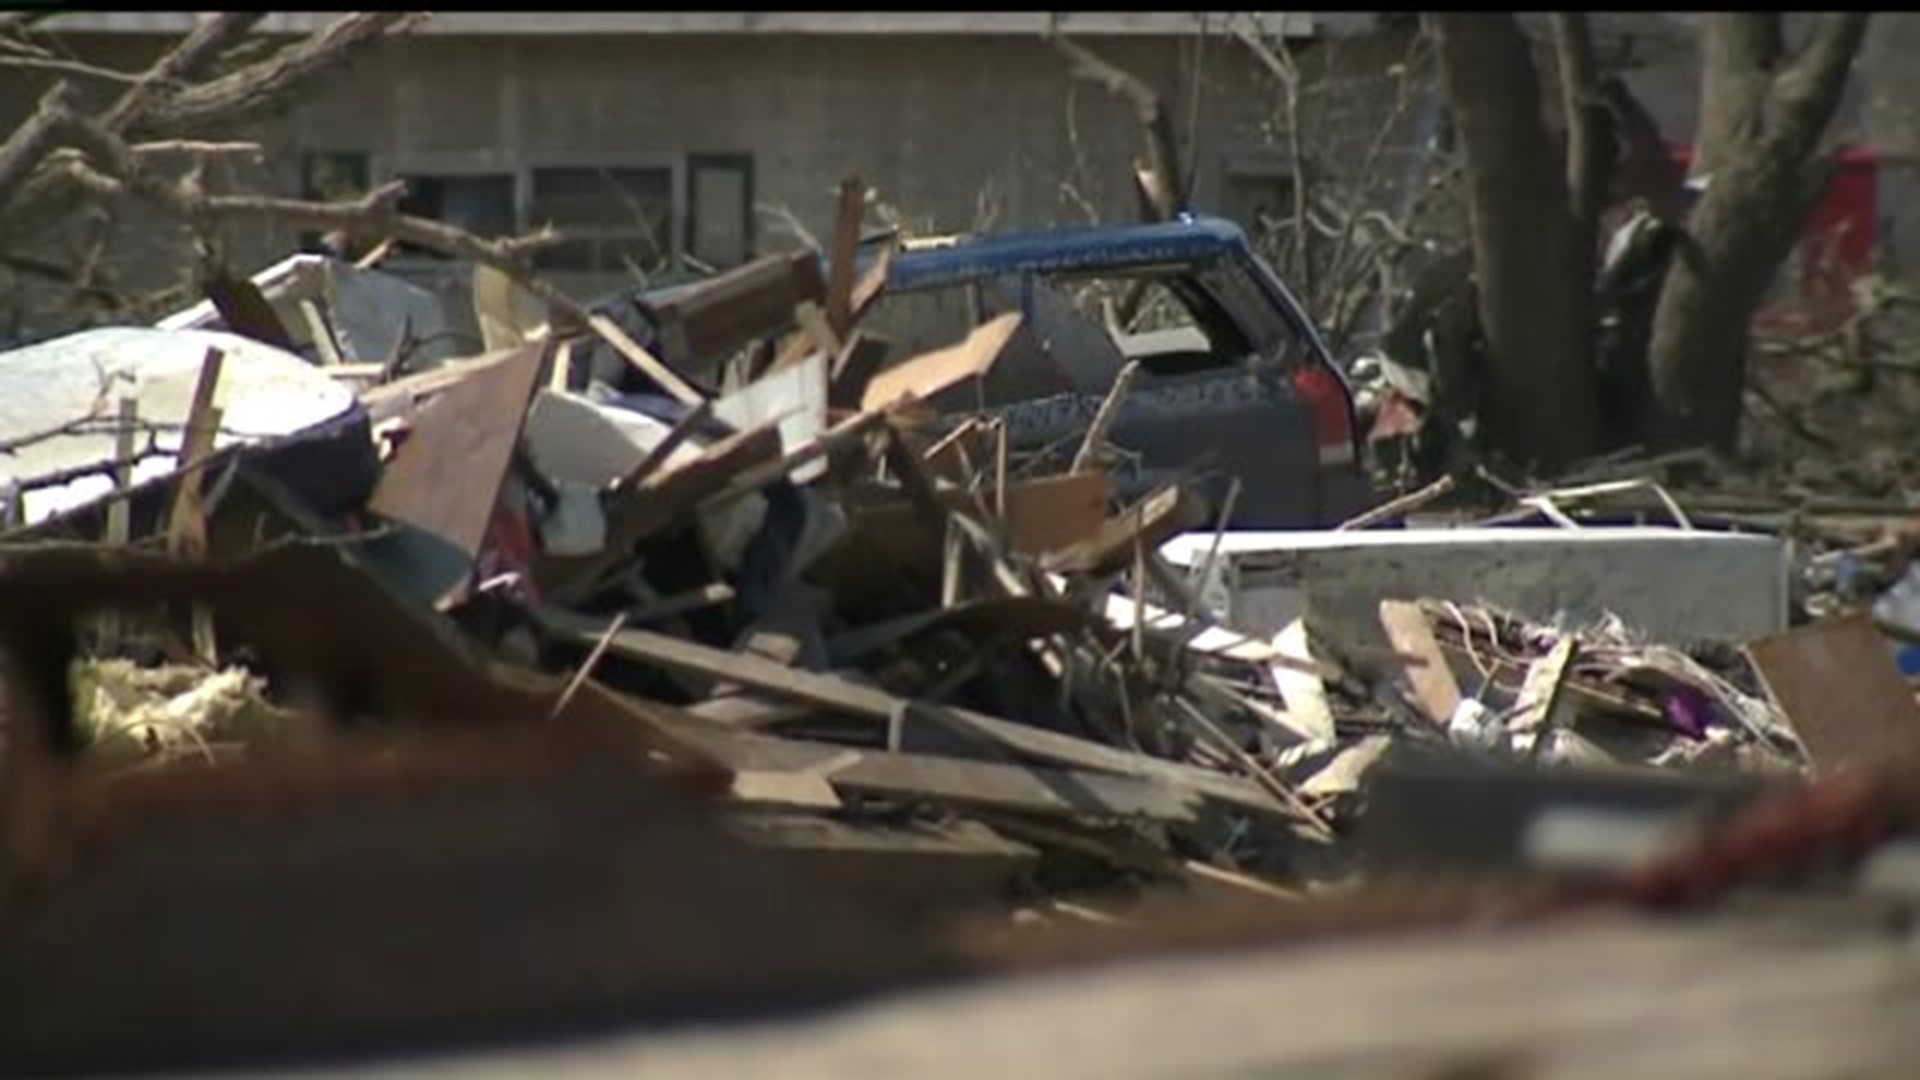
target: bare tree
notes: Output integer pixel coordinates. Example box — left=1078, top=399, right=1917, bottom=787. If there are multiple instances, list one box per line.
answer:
left=1427, top=13, right=1605, bottom=468
left=1424, top=12, right=1869, bottom=467
left=1646, top=14, right=1870, bottom=447
left=0, top=12, right=590, bottom=335
left=1233, top=18, right=1455, bottom=357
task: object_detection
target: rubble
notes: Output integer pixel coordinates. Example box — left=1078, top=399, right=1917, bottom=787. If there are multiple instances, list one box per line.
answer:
left=3, top=192, right=1920, bottom=1075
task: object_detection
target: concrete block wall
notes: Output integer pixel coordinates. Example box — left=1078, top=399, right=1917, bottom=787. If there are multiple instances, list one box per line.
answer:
left=1, top=27, right=1430, bottom=335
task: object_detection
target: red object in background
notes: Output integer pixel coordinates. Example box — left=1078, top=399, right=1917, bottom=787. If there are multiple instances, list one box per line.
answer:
left=1802, top=147, right=1879, bottom=293
left=1666, top=144, right=1878, bottom=325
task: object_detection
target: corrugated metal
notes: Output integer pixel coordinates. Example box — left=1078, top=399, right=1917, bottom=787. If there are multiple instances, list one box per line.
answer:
left=40, top=11, right=1313, bottom=37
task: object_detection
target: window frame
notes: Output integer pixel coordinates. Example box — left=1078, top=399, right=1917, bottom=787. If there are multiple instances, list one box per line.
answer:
left=684, top=152, right=756, bottom=271
left=524, top=155, right=687, bottom=277
left=362, top=152, right=711, bottom=278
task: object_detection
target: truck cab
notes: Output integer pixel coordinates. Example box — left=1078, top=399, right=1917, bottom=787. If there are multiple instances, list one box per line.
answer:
left=865, top=214, right=1370, bottom=527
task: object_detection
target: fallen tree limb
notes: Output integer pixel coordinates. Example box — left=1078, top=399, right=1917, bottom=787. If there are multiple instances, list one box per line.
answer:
left=1048, top=31, right=1187, bottom=219
left=101, top=13, right=268, bottom=134
left=1, top=13, right=417, bottom=248
left=0, top=55, right=161, bottom=85
left=135, top=13, right=425, bottom=136
left=0, top=82, right=78, bottom=212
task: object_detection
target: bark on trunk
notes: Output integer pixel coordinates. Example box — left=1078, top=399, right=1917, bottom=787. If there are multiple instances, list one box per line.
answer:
left=1427, top=13, right=1603, bottom=470
left=1694, top=14, right=1782, bottom=175
left=1648, top=13, right=1869, bottom=449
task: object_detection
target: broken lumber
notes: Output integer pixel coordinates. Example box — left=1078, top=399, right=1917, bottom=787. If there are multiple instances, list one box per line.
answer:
left=532, top=612, right=1297, bottom=821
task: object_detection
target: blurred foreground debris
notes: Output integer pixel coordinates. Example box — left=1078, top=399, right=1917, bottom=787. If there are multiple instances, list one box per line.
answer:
left=4, top=183, right=1920, bottom=1077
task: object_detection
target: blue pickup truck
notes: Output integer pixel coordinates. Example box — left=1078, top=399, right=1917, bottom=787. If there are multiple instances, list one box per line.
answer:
left=596, top=214, right=1370, bottom=528
left=863, top=214, right=1371, bottom=527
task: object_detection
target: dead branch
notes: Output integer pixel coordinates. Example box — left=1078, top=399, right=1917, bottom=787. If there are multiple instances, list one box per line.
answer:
left=43, top=111, right=601, bottom=351
left=131, top=140, right=266, bottom=160
left=100, top=13, right=267, bottom=134
left=1, top=12, right=423, bottom=260
left=0, top=11, right=63, bottom=37
left=0, top=82, right=79, bottom=213
left=1050, top=32, right=1188, bottom=219
left=1767, top=14, right=1872, bottom=152
left=1233, top=24, right=1315, bottom=297
left=0, top=55, right=161, bottom=85
left=136, top=13, right=425, bottom=136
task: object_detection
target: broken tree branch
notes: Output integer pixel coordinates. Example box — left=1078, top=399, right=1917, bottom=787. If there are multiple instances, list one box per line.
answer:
left=1767, top=14, right=1872, bottom=150
left=0, top=55, right=161, bottom=85
left=135, top=13, right=425, bottom=136
left=1050, top=31, right=1188, bottom=219
left=100, top=12, right=268, bottom=134
left=0, top=81, right=78, bottom=212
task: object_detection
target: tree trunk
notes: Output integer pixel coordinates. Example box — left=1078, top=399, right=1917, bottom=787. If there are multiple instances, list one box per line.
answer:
left=1647, top=13, right=1869, bottom=449
left=1551, top=13, right=1613, bottom=249
left=1427, top=13, right=1604, bottom=470
left=1693, top=14, right=1782, bottom=175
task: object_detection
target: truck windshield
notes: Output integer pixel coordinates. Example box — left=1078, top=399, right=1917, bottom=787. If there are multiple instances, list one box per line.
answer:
left=865, top=265, right=1261, bottom=382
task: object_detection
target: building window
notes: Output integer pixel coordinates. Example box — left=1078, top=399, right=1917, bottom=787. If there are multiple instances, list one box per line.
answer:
left=686, top=154, right=754, bottom=270
left=529, top=166, right=674, bottom=277
left=393, top=173, right=517, bottom=260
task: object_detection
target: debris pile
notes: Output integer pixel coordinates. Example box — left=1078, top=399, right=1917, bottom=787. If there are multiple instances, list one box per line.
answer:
left=2, top=187, right=1919, bottom=1075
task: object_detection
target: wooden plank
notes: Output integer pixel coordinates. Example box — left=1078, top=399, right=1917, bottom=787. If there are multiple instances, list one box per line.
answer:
left=825, top=175, right=864, bottom=336
left=1297, top=735, right=1392, bottom=798
left=729, top=813, right=1037, bottom=916
left=826, top=596, right=1095, bottom=667
left=165, top=353, right=227, bottom=665
left=702, top=405, right=893, bottom=506
left=357, top=348, right=528, bottom=422
left=1749, top=612, right=1920, bottom=770
left=1268, top=619, right=1337, bottom=744
left=548, top=420, right=785, bottom=605
left=1377, top=599, right=1462, bottom=727
left=860, top=314, right=1022, bottom=411
left=686, top=695, right=816, bottom=728
left=669, top=724, right=1203, bottom=824
left=878, top=425, right=1029, bottom=602
left=792, top=301, right=843, bottom=368
left=1509, top=636, right=1580, bottom=754
left=1070, top=360, right=1141, bottom=474
left=105, top=397, right=137, bottom=546
left=535, top=613, right=1289, bottom=818
left=367, top=342, right=545, bottom=561
left=727, top=770, right=843, bottom=810
left=164, top=346, right=226, bottom=559
left=1041, top=483, right=1209, bottom=577
left=586, top=311, right=704, bottom=405
left=296, top=299, right=345, bottom=365
left=710, top=583, right=829, bottom=700
left=847, top=241, right=894, bottom=326
left=616, top=399, right=714, bottom=491
left=605, top=422, right=783, bottom=545
left=847, top=471, right=1109, bottom=561
left=713, top=345, right=829, bottom=483
left=651, top=250, right=827, bottom=375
